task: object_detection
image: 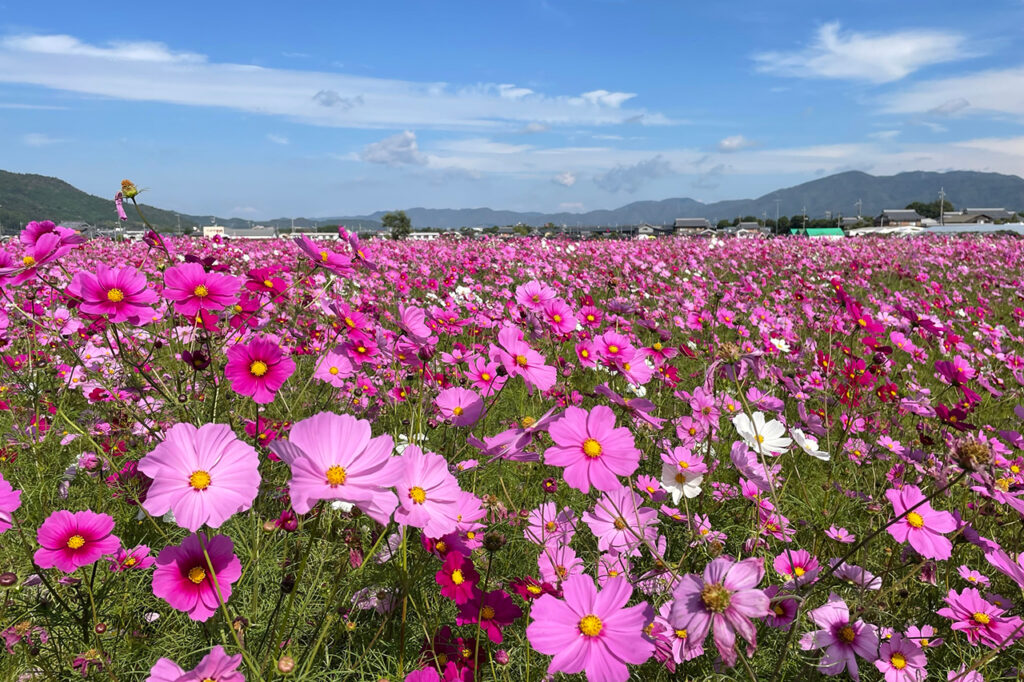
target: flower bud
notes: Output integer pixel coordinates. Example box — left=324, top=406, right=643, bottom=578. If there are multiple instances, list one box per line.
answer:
left=120, top=179, right=139, bottom=199
left=277, top=655, right=295, bottom=674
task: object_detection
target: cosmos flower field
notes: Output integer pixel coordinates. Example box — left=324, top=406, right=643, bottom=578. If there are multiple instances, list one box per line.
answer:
left=2, top=217, right=1024, bottom=682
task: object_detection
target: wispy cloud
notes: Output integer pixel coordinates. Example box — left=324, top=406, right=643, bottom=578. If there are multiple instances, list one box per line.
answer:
left=266, top=134, right=289, bottom=145
left=881, top=66, right=1024, bottom=121
left=22, top=132, right=63, bottom=146
left=360, top=131, right=428, bottom=166
left=593, top=155, right=672, bottom=193
left=553, top=171, right=577, bottom=186
left=718, top=135, right=756, bottom=152
left=754, top=22, right=971, bottom=83
left=0, top=33, right=672, bottom=131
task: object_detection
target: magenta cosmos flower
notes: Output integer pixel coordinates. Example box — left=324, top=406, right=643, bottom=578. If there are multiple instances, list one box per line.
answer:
left=436, top=551, right=479, bottom=604
left=937, top=587, right=1023, bottom=649
left=670, top=556, right=771, bottom=668
left=145, top=645, right=244, bottom=682
left=457, top=589, right=523, bottom=644
left=34, top=510, right=120, bottom=573
left=394, top=445, right=462, bottom=538
left=269, top=411, right=401, bottom=524
left=885, top=484, right=956, bottom=560
left=435, top=387, right=484, bottom=427
left=493, top=326, right=557, bottom=392
left=152, top=533, right=241, bottom=622
left=139, top=422, right=261, bottom=532
left=69, top=264, right=158, bottom=324
left=874, top=633, right=927, bottom=682
left=163, top=262, right=240, bottom=318
left=526, top=574, right=653, bottom=682
left=224, top=336, right=296, bottom=404
left=545, top=405, right=641, bottom=494
left=799, top=593, right=879, bottom=679
left=0, top=472, right=21, bottom=534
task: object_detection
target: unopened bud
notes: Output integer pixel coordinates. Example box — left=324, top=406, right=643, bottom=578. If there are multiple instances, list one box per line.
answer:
left=277, top=655, right=295, bottom=674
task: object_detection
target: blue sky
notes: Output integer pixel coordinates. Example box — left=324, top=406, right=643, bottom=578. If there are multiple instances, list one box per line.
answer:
left=2, top=0, right=1023, bottom=219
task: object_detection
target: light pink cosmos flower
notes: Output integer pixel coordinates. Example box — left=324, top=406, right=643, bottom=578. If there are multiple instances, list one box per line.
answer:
left=270, top=412, right=401, bottom=523
left=68, top=264, right=158, bottom=324
left=435, top=387, right=484, bottom=427
left=493, top=326, right=557, bottom=392
left=163, top=262, right=240, bottom=317
left=295, top=235, right=355, bottom=276
left=670, top=556, right=771, bottom=668
left=527, top=574, right=653, bottom=682
left=826, top=525, right=856, bottom=543
left=139, top=422, right=261, bottom=532
left=538, top=542, right=585, bottom=584
left=0, top=472, right=21, bottom=534
left=34, top=510, right=120, bottom=573
left=224, top=336, right=296, bottom=404
left=874, top=633, right=927, bottom=682
left=545, top=405, right=641, bottom=494
left=152, top=533, right=241, bottom=622
left=145, top=645, right=244, bottom=682
left=398, top=304, right=432, bottom=342
left=394, top=446, right=462, bottom=538
left=313, top=351, right=355, bottom=388
left=885, top=484, right=955, bottom=560
left=108, top=545, right=155, bottom=572
left=515, top=280, right=557, bottom=312
left=542, top=299, right=578, bottom=335
left=936, top=587, right=1023, bottom=649
left=799, top=593, right=879, bottom=679
left=582, top=487, right=658, bottom=556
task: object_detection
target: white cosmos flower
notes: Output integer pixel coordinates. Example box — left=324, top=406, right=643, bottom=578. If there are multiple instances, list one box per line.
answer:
left=660, top=463, right=703, bottom=504
left=790, top=428, right=830, bottom=461
left=732, top=411, right=792, bottom=455
left=769, top=337, right=791, bottom=353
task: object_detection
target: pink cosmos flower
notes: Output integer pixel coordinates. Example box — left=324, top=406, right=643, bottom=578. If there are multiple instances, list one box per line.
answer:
left=515, top=280, right=557, bottom=312
left=436, top=551, right=479, bottom=604
left=465, top=356, right=505, bottom=396
left=526, top=574, right=653, bottom=682
left=145, top=645, right=244, bottom=682
left=773, top=549, right=820, bottom=587
left=936, top=587, right=1023, bottom=649
left=525, top=502, right=578, bottom=546
left=33, top=510, right=120, bottom=573
left=456, top=589, right=523, bottom=643
left=493, top=326, right=557, bottom=392
left=394, top=446, right=462, bottom=538
left=295, top=234, right=355, bottom=276
left=799, top=593, right=879, bottom=679
left=313, top=351, right=355, bottom=388
left=0, top=472, right=21, bottom=534
left=582, top=487, right=658, bottom=556
left=538, top=543, right=585, bottom=584
left=163, top=262, right=240, bottom=317
left=224, top=336, right=296, bottom=404
left=139, top=422, right=261, bottom=532
left=542, top=299, right=578, bottom=335
left=885, top=484, right=956, bottom=560
left=152, top=533, right=241, bottom=622
left=670, top=556, right=771, bottom=668
left=874, top=633, right=927, bottom=682
left=2, top=231, right=77, bottom=285
left=270, top=412, right=401, bottom=523
left=108, top=544, right=155, bottom=572
left=69, top=264, right=158, bottom=324
left=399, top=304, right=432, bottom=342
left=435, top=387, right=484, bottom=427
left=545, top=405, right=641, bottom=494
left=826, top=525, right=856, bottom=543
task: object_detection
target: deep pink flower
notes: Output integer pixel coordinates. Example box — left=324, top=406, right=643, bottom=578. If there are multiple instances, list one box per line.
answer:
left=144, top=645, right=244, bottom=682
left=493, top=326, right=557, bottom=392
left=670, top=556, right=771, bottom=667
left=542, top=299, right=578, bottom=334
left=936, top=587, right=1023, bottom=649
left=34, top=510, right=120, bottom=573
left=874, top=633, right=927, bottom=682
left=885, top=485, right=956, bottom=560
left=163, top=262, right=240, bottom=317
left=773, top=549, right=820, bottom=587
left=436, top=551, right=479, bottom=604
left=224, top=336, right=296, bottom=403
left=0, top=472, right=21, bottom=534
left=799, top=593, right=879, bottom=679
left=526, top=574, right=653, bottom=682
left=295, top=235, right=355, bottom=275
left=108, top=544, right=155, bottom=572
left=456, top=589, right=523, bottom=643
left=139, top=422, right=261, bottom=532
left=399, top=304, right=432, bottom=341
left=69, top=264, right=158, bottom=324
left=545, top=405, right=641, bottom=494
left=394, top=446, right=462, bottom=537
left=270, top=411, right=401, bottom=523
left=435, top=387, right=484, bottom=427
left=152, top=533, right=241, bottom=622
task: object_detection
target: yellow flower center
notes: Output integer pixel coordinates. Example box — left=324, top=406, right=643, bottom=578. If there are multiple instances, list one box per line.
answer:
left=675, top=472, right=687, bottom=484
left=838, top=626, right=856, bottom=643
left=481, top=606, right=496, bottom=620
left=613, top=517, right=627, bottom=530
left=701, top=583, right=732, bottom=613
left=527, top=584, right=542, bottom=595
left=325, top=465, right=347, bottom=486
left=263, top=279, right=274, bottom=288
left=582, top=438, right=602, bottom=458
left=106, top=288, right=125, bottom=303
left=249, top=360, right=269, bottom=377
left=193, top=284, right=209, bottom=297
left=189, top=470, right=212, bottom=490
left=521, top=416, right=536, bottom=428
left=320, top=250, right=329, bottom=261
left=794, top=566, right=805, bottom=577
left=973, top=612, right=991, bottom=625
left=773, top=604, right=785, bottom=616
left=329, top=366, right=339, bottom=375
left=553, top=314, right=562, bottom=322
left=453, top=406, right=464, bottom=416
left=608, top=345, right=619, bottom=354
left=579, top=614, right=603, bottom=637
left=22, top=255, right=36, bottom=267
left=481, top=372, right=491, bottom=381
left=188, top=567, right=206, bottom=584
left=124, top=557, right=137, bottom=567
left=890, top=653, right=907, bottom=670
left=410, top=486, right=427, bottom=504
left=756, top=434, right=765, bottom=444
left=344, top=316, right=356, bottom=327
left=515, top=354, right=528, bottom=367
left=906, top=512, right=924, bottom=529
left=675, top=628, right=688, bottom=639
left=451, top=569, right=464, bottom=585
left=67, top=534, right=86, bottom=550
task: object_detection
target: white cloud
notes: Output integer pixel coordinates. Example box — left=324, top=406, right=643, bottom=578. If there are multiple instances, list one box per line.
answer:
left=754, top=22, right=970, bottom=83
left=553, top=171, right=577, bottom=186
left=881, top=67, right=1024, bottom=121
left=593, top=155, right=672, bottom=193
left=718, top=135, right=756, bottom=152
left=22, top=132, right=62, bottom=146
left=266, top=134, right=289, bottom=145
left=519, top=122, right=550, bottom=134
left=360, top=131, right=427, bottom=166
left=868, top=130, right=901, bottom=140
left=559, top=202, right=584, bottom=211
left=0, top=33, right=670, bottom=131
left=929, top=97, right=970, bottom=116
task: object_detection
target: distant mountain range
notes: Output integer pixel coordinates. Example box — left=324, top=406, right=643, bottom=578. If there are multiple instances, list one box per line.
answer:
left=2, top=169, right=1023, bottom=233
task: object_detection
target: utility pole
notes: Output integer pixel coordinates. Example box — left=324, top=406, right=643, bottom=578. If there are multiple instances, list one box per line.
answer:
left=855, top=199, right=862, bottom=218
left=801, top=206, right=807, bottom=228
left=774, top=198, right=780, bottom=235
left=939, top=187, right=946, bottom=226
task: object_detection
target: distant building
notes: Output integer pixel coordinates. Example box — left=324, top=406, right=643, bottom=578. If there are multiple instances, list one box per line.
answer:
left=963, top=208, right=1018, bottom=221
left=203, top=225, right=226, bottom=238
left=674, top=218, right=712, bottom=231
left=941, top=209, right=1019, bottom=224
left=408, top=231, right=439, bottom=241
left=875, top=210, right=923, bottom=227
left=839, top=217, right=861, bottom=228
left=798, top=227, right=846, bottom=239
left=224, top=226, right=277, bottom=239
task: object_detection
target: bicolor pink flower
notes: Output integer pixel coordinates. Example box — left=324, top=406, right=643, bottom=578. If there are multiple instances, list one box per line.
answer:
left=163, top=262, right=240, bottom=317
left=874, top=633, right=927, bottom=682
left=0, top=472, right=21, bottom=534
left=545, top=405, right=641, bottom=494
left=582, top=487, right=658, bottom=556
left=436, top=387, right=484, bottom=427
left=394, top=446, right=462, bottom=537
left=34, top=510, right=120, bottom=573
left=799, top=593, right=879, bottom=679
left=270, top=411, right=401, bottom=523
left=885, top=485, right=955, bottom=560
left=493, top=326, right=557, bottom=392
left=224, top=336, right=296, bottom=403
left=108, top=544, right=155, bottom=572
left=526, top=574, right=653, bottom=682
left=69, top=264, right=158, bottom=324
left=313, top=351, right=355, bottom=388
left=145, top=645, right=244, bottom=682
left=936, top=587, right=1023, bottom=649
left=773, top=549, right=820, bottom=587
left=139, top=422, right=261, bottom=532
left=670, top=556, right=771, bottom=667
left=456, top=589, right=523, bottom=643
left=152, top=533, right=241, bottom=622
